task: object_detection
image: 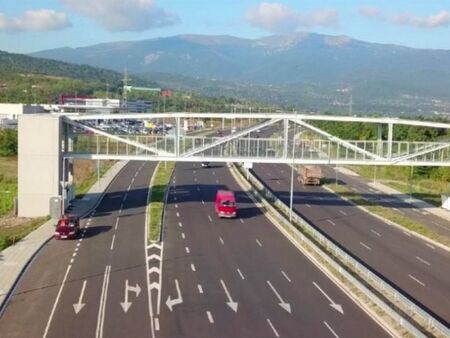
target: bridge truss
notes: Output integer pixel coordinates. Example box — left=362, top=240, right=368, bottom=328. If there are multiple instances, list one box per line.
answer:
left=63, top=113, right=450, bottom=167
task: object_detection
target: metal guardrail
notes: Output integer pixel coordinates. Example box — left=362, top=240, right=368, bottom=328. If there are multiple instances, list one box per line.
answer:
left=235, top=164, right=449, bottom=338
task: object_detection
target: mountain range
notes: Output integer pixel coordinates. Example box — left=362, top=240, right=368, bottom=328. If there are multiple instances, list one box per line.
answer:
left=30, top=33, right=450, bottom=114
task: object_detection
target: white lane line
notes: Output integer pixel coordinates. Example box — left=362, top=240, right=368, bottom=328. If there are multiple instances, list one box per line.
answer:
left=154, top=318, right=160, bottom=331
left=202, top=200, right=205, bottom=205
left=416, top=256, right=431, bottom=266
left=131, top=177, right=135, bottom=184
left=219, top=237, right=224, bottom=245
left=236, top=269, right=245, bottom=280
left=408, top=274, right=426, bottom=287
left=43, top=264, right=73, bottom=338
left=198, top=284, right=203, bottom=294
left=127, top=185, right=131, bottom=192
left=76, top=243, right=81, bottom=247
left=175, top=204, right=178, bottom=208
left=181, top=233, right=186, bottom=239
left=114, top=218, right=119, bottom=230
left=305, top=204, right=311, bottom=208
left=75, top=247, right=79, bottom=252
left=178, top=222, right=183, bottom=227
left=72, top=252, right=77, bottom=257
left=208, top=215, right=212, bottom=222
left=360, top=242, right=372, bottom=251
left=281, top=271, right=291, bottom=283
left=95, top=265, right=111, bottom=338
left=191, top=264, right=196, bottom=272
left=212, top=171, right=215, bottom=175
left=256, top=239, right=262, bottom=247
left=206, top=311, right=214, bottom=324
left=216, top=179, right=219, bottom=184
left=266, top=319, right=280, bottom=337
left=194, top=177, right=197, bottom=182
left=240, top=218, right=244, bottom=223
left=110, top=234, right=116, bottom=251
left=185, top=247, right=190, bottom=254
left=123, top=193, right=128, bottom=202
left=276, top=181, right=281, bottom=185
left=324, top=321, right=340, bottom=338
left=327, top=219, right=336, bottom=226
left=370, top=229, right=381, bottom=237
left=338, top=210, right=347, bottom=216
left=70, top=258, right=74, bottom=264
left=176, top=212, right=180, bottom=217
left=426, top=243, right=435, bottom=250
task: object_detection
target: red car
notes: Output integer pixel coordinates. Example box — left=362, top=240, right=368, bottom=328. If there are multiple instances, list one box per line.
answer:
left=215, top=190, right=237, bottom=218
left=54, top=214, right=80, bottom=240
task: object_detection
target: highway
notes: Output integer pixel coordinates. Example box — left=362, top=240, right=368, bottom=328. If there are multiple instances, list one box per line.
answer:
left=326, top=166, right=450, bottom=239
left=0, top=160, right=392, bottom=337
left=252, top=162, right=450, bottom=325
left=156, top=162, right=390, bottom=337
left=0, top=161, right=156, bottom=338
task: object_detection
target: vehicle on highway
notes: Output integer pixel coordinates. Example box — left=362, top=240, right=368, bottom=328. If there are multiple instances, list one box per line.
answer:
left=201, top=161, right=210, bottom=168
left=297, top=165, right=323, bottom=185
left=54, top=214, right=80, bottom=240
left=215, top=190, right=237, bottom=218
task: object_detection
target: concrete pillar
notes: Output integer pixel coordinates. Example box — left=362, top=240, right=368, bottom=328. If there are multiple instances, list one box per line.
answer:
left=18, top=114, right=62, bottom=217
left=387, top=123, right=394, bottom=160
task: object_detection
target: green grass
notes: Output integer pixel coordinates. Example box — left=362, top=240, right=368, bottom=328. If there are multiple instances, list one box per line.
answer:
left=148, top=162, right=175, bottom=242
left=325, top=183, right=450, bottom=247
left=0, top=216, right=49, bottom=251
left=348, top=165, right=449, bottom=207
left=0, top=157, right=17, bottom=216
left=75, top=161, right=115, bottom=199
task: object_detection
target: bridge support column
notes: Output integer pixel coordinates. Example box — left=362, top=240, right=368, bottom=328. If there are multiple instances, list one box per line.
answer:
left=387, top=122, right=394, bottom=160
left=18, top=114, right=63, bottom=217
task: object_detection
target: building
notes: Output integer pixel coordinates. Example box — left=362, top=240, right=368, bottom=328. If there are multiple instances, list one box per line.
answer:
left=124, top=100, right=153, bottom=113
left=0, top=103, right=47, bottom=128
left=58, top=95, right=121, bottom=113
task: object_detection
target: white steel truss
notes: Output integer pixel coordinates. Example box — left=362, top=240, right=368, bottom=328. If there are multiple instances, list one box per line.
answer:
left=62, top=112, right=450, bottom=167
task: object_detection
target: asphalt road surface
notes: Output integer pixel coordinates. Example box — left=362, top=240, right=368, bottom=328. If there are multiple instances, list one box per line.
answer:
left=252, top=162, right=450, bottom=325
left=0, top=161, right=156, bottom=338
left=156, top=162, right=390, bottom=338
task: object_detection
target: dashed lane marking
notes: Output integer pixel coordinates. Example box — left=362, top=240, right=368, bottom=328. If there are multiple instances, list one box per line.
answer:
left=206, top=311, right=214, bottom=324
left=266, top=319, right=280, bottom=337
left=240, top=218, right=244, bottom=223
left=370, top=229, right=381, bottom=237
left=208, top=215, right=212, bottom=222
left=426, top=243, right=435, bottom=250
left=181, top=233, right=185, bottom=239
left=178, top=222, right=183, bottom=227
left=237, top=269, right=245, bottom=280
left=198, top=285, right=203, bottom=294
left=360, top=242, right=372, bottom=251
left=281, top=271, right=291, bottom=283
left=185, top=247, right=190, bottom=254
left=219, top=237, right=224, bottom=245
left=327, top=219, right=336, bottom=226
left=324, top=321, right=340, bottom=338
left=416, top=256, right=431, bottom=266
left=256, top=239, right=262, bottom=247
left=176, top=212, right=180, bottom=217
left=338, top=210, right=347, bottom=216
left=191, top=264, right=196, bottom=272
left=110, top=234, right=116, bottom=251
left=408, top=274, right=426, bottom=287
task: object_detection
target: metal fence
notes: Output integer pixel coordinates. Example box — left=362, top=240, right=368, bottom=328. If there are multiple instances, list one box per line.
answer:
left=236, top=164, right=449, bottom=338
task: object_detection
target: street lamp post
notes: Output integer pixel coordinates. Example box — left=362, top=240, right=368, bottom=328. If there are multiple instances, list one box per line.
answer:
left=289, top=115, right=298, bottom=223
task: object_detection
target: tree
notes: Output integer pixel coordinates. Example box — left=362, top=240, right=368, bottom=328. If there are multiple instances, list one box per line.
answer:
left=0, top=129, right=18, bottom=156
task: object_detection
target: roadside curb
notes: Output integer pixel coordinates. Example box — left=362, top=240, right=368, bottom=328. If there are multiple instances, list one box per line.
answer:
left=0, top=160, right=128, bottom=314
left=322, top=185, right=450, bottom=254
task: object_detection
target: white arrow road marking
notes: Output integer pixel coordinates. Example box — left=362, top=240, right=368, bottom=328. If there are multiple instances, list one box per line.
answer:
left=166, top=279, right=183, bottom=312
left=267, top=280, right=291, bottom=313
left=147, top=243, right=161, bottom=250
left=148, top=254, right=161, bottom=261
left=313, top=282, right=344, bottom=314
left=220, top=279, right=238, bottom=312
left=73, top=280, right=87, bottom=314
left=148, top=267, right=160, bottom=275
left=120, top=280, right=141, bottom=313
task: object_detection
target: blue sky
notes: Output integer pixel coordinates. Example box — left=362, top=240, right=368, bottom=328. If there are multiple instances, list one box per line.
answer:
left=1, top=1, right=450, bottom=53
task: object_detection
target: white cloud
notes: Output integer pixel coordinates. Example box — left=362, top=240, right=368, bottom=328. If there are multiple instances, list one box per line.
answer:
left=244, top=2, right=338, bottom=33
left=61, top=0, right=179, bottom=32
left=358, top=6, right=382, bottom=18
left=359, top=7, right=450, bottom=29
left=0, top=9, right=71, bottom=33
left=392, top=11, right=450, bottom=28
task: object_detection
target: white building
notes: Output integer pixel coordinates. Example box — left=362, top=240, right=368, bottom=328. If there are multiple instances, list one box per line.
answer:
left=0, top=103, right=47, bottom=128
